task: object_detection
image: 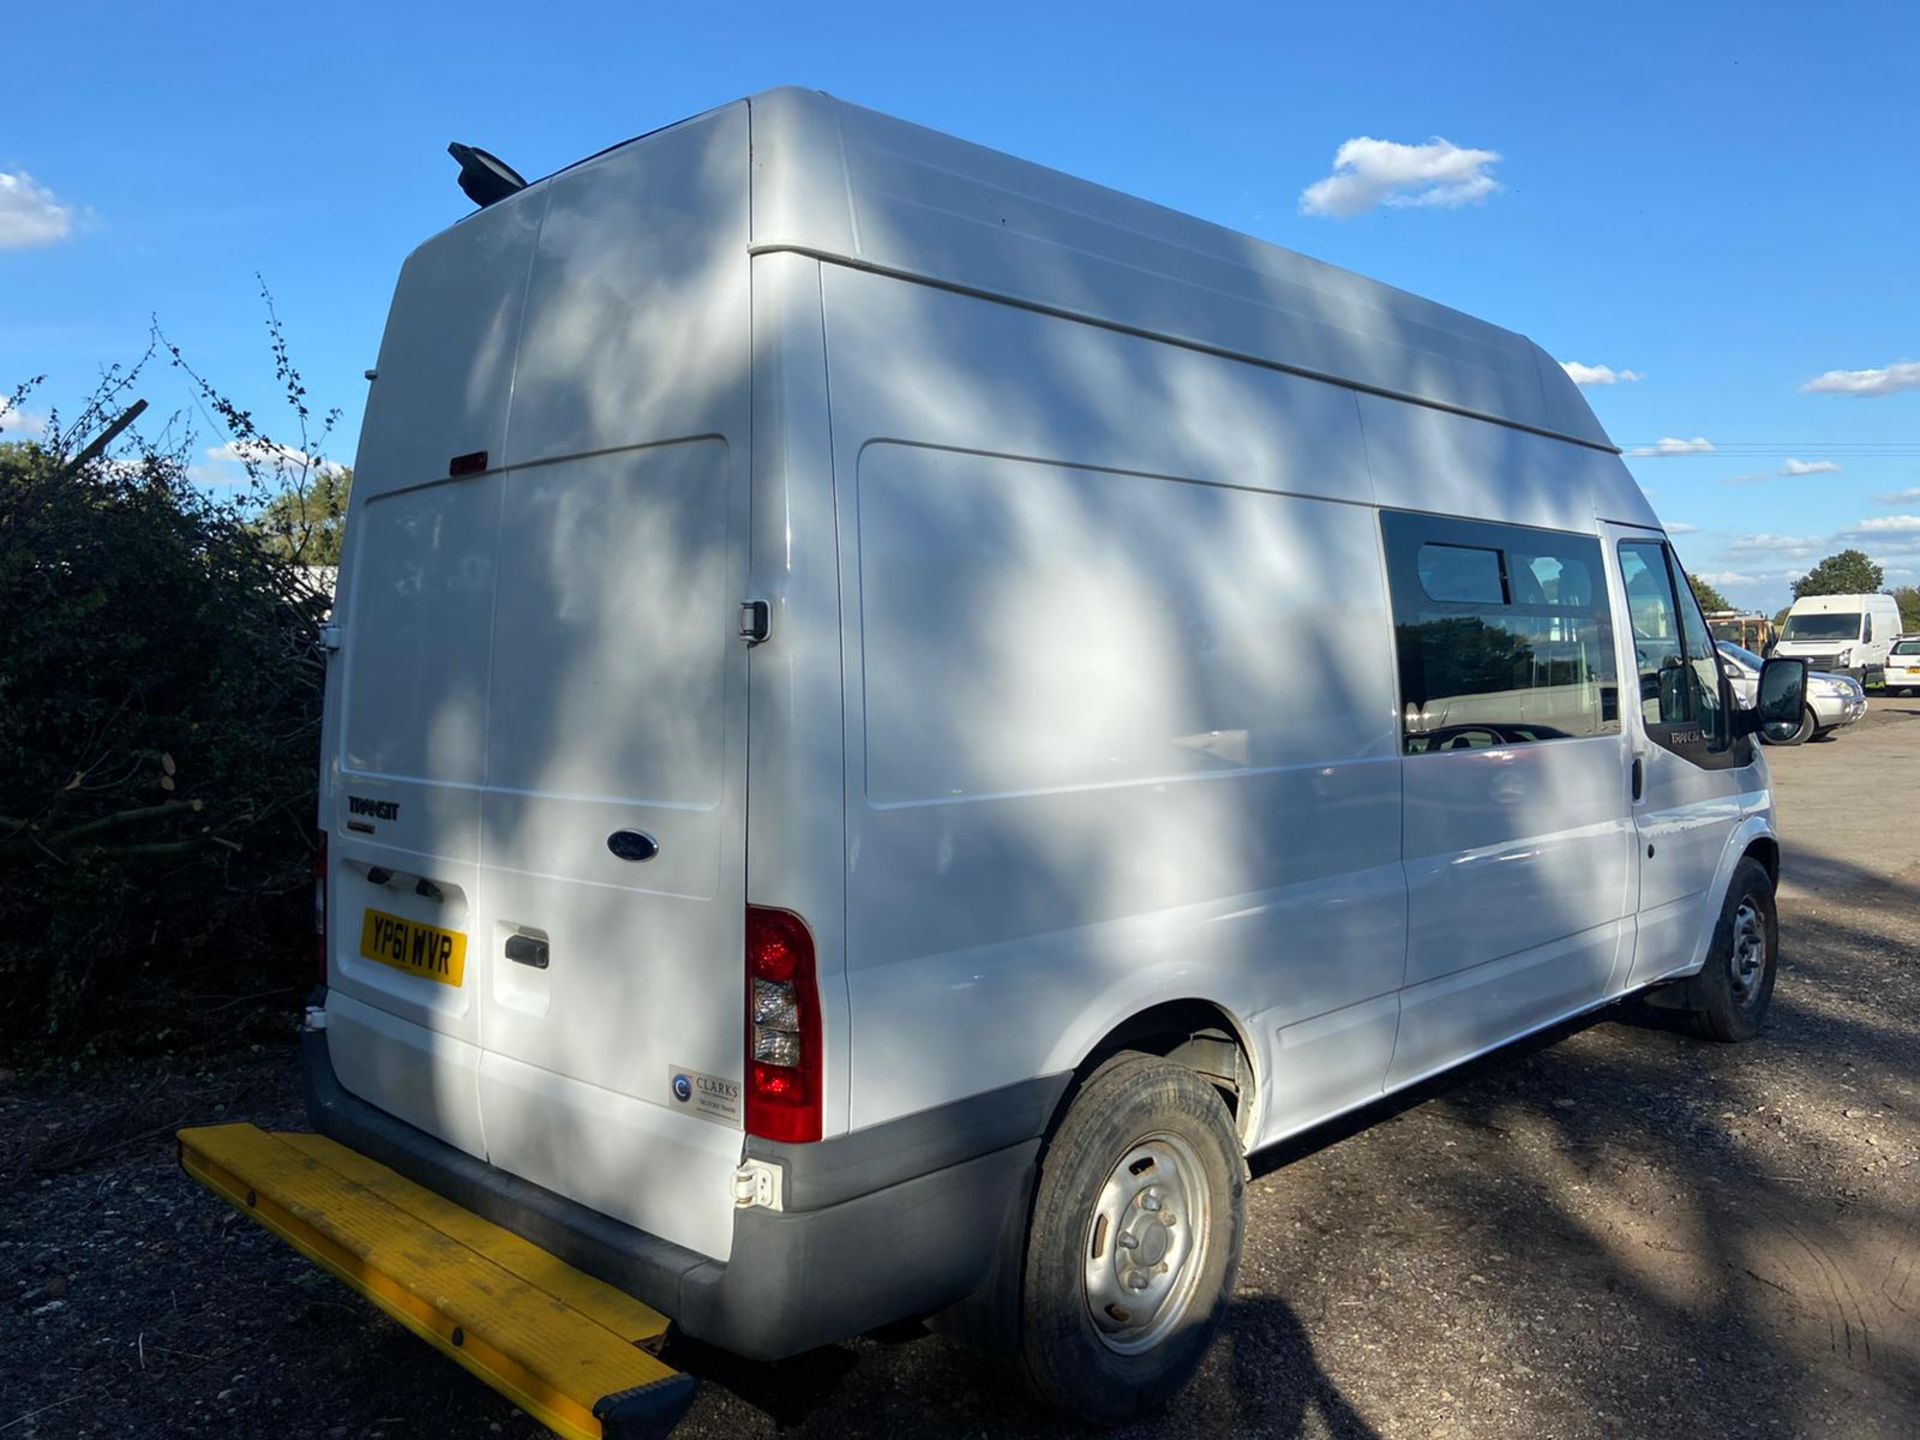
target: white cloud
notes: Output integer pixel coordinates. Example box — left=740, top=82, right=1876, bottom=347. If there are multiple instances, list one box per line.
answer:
left=1662, top=522, right=1699, bottom=534
left=1839, top=515, right=1920, bottom=538
left=1720, top=470, right=1770, bottom=486
left=1874, top=487, right=1920, bottom=506
left=0, top=397, right=47, bottom=436
left=1779, top=457, right=1840, bottom=476
left=1627, top=436, right=1715, bottom=458
left=1724, top=533, right=1828, bottom=559
left=1800, top=361, right=1920, bottom=397
left=203, top=439, right=344, bottom=477
left=1299, top=136, right=1502, bottom=218
left=1695, top=570, right=1758, bottom=587
left=1560, top=361, right=1644, bottom=387
left=0, top=171, right=73, bottom=249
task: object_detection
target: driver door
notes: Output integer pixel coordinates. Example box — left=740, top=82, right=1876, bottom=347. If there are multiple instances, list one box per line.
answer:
left=1604, top=526, right=1750, bottom=988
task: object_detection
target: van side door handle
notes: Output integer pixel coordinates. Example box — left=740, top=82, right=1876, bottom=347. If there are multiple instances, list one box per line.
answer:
left=1631, top=756, right=1644, bottom=802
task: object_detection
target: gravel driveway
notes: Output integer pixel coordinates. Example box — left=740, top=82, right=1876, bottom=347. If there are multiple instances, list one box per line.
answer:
left=5, top=700, right=1916, bottom=1438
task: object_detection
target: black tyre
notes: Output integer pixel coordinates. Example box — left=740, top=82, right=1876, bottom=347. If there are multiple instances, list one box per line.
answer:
left=1015, top=1052, right=1245, bottom=1426
left=1764, top=706, right=1817, bottom=746
left=1684, top=857, right=1778, bottom=1042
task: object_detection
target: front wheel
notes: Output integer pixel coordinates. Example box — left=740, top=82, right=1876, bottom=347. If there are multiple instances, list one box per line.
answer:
left=1764, top=706, right=1818, bottom=746
left=1684, top=856, right=1779, bottom=1042
left=1015, top=1053, right=1245, bottom=1426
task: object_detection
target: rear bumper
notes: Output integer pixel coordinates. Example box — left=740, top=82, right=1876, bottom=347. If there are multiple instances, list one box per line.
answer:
left=303, top=1022, right=1065, bottom=1360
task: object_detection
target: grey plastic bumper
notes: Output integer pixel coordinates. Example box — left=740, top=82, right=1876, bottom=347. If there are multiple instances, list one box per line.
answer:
left=301, top=1022, right=1066, bottom=1360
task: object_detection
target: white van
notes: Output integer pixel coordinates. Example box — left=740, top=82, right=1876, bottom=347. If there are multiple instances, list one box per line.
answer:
left=1774, top=592, right=1904, bottom=685
left=301, top=90, right=1808, bottom=1424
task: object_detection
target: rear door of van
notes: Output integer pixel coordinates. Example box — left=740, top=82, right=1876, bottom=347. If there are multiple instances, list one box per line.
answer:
left=327, top=105, right=752, bottom=1262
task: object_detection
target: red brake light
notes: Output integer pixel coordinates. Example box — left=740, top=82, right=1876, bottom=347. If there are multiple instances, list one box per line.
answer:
left=745, top=906, right=820, bottom=1143
left=314, top=830, right=329, bottom=982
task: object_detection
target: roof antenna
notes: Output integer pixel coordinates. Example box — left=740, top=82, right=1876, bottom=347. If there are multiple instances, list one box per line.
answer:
left=447, top=142, right=527, bottom=208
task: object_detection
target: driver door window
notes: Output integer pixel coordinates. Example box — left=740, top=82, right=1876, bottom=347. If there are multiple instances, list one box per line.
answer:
left=1675, top=573, right=1728, bottom=748
left=1618, top=542, right=1689, bottom=726
left=1616, top=539, right=1736, bottom=763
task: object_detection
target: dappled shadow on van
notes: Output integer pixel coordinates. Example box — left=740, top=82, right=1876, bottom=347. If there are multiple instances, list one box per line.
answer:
left=318, top=94, right=1920, bottom=1439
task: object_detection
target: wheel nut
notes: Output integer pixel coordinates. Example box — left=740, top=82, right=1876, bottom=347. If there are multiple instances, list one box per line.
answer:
left=1140, top=1191, right=1162, bottom=1212
left=1117, top=1232, right=1139, bottom=1250
left=1124, top=1270, right=1150, bottom=1291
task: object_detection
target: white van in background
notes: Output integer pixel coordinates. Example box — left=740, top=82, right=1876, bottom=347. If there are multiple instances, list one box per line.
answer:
left=1774, top=592, right=1904, bottom=686
left=292, top=90, right=1810, bottom=1425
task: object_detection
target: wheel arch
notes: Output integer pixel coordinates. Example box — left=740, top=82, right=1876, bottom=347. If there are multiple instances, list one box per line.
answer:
left=1675, top=813, right=1780, bottom=979
left=1053, top=998, right=1261, bottom=1148
left=1742, top=833, right=1780, bottom=889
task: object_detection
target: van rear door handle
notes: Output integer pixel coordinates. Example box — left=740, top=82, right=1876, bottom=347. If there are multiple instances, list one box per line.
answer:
left=1631, top=756, right=1644, bottom=802
left=505, top=935, right=549, bottom=969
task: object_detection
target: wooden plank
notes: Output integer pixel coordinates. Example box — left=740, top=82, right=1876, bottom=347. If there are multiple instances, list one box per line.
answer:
left=178, top=1124, right=683, bottom=1440
left=274, top=1130, right=669, bottom=1346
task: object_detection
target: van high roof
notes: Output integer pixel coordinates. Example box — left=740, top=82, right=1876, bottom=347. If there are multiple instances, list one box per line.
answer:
left=519, top=88, right=1615, bottom=453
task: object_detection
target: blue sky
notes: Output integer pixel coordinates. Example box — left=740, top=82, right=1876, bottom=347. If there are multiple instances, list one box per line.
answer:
left=4, top=2, right=1917, bottom=612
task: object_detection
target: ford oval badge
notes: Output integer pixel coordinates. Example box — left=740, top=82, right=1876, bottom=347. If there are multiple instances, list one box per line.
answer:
left=607, top=829, right=660, bottom=863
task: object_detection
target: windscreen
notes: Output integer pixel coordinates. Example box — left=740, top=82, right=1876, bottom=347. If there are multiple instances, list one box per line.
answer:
left=1781, top=612, right=1861, bottom=642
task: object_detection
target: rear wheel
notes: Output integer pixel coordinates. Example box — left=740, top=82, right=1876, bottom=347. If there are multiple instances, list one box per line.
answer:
left=1015, top=1053, right=1245, bottom=1426
left=1683, top=857, right=1778, bottom=1042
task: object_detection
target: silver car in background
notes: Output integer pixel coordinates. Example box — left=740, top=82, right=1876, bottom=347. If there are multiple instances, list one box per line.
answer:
left=1719, top=641, right=1865, bottom=745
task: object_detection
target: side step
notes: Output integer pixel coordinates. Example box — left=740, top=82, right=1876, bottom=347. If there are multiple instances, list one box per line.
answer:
left=178, top=1123, right=694, bottom=1440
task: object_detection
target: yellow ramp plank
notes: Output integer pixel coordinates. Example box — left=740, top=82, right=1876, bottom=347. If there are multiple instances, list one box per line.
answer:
left=273, top=1130, right=668, bottom=1346
left=178, top=1124, right=691, bottom=1440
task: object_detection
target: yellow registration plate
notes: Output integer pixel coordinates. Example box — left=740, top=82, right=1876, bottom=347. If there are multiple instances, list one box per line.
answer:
left=359, top=908, right=467, bottom=987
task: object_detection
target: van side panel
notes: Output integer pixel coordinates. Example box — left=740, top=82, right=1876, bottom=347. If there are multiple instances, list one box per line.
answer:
left=1355, top=393, right=1656, bottom=534
left=820, top=267, right=1406, bottom=1138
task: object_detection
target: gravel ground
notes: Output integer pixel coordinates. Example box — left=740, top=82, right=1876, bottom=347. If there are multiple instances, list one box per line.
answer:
left=4, top=699, right=1917, bottom=1439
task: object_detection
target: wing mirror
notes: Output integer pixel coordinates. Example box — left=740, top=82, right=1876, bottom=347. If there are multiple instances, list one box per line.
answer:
left=1736, top=657, right=1807, bottom=740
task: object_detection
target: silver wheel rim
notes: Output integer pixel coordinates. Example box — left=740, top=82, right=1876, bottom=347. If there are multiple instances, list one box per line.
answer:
left=1729, top=898, right=1767, bottom=1004
left=1083, top=1132, right=1210, bottom=1355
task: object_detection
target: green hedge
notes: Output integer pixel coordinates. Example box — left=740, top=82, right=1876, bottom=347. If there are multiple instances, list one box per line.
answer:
left=0, top=438, right=324, bottom=1057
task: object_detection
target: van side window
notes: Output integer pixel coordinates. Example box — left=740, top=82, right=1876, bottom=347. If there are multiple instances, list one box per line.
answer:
left=1382, top=512, right=1620, bottom=754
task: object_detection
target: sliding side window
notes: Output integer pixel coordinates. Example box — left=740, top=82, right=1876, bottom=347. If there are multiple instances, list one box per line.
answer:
left=1382, top=511, right=1620, bottom=754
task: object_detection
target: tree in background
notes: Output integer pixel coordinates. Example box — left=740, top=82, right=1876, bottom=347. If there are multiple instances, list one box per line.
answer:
left=1895, top=585, right=1920, bottom=634
left=158, top=277, right=346, bottom=568
left=1792, top=549, right=1884, bottom=599
left=1688, top=573, right=1731, bottom=613
left=255, top=464, right=351, bottom=566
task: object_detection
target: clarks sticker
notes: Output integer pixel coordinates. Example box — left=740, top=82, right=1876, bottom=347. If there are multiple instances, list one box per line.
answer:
left=668, top=1065, right=742, bottom=1126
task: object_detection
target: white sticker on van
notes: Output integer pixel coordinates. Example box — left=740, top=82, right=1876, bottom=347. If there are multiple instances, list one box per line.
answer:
left=667, top=1065, right=742, bottom=1126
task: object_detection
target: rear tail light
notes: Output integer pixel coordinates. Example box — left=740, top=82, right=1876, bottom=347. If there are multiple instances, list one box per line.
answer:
left=314, top=830, right=329, bottom=982
left=745, top=906, right=820, bottom=1143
